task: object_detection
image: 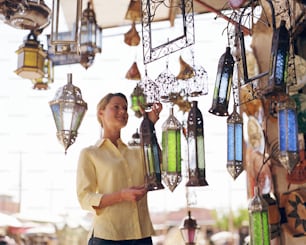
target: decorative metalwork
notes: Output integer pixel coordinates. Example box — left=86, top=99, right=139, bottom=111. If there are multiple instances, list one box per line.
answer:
left=141, top=0, right=195, bottom=64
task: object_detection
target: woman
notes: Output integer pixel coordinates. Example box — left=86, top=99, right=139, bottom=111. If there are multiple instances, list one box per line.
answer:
left=76, top=93, right=162, bottom=245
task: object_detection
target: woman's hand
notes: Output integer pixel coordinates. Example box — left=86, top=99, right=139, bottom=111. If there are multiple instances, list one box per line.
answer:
left=147, top=103, right=163, bottom=124
left=121, top=186, right=147, bottom=202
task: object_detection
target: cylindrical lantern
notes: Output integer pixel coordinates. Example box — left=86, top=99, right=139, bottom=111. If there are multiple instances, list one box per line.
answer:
left=15, top=31, right=47, bottom=80
left=227, top=105, right=244, bottom=180
left=209, top=46, right=234, bottom=116
left=162, top=106, right=182, bottom=192
left=278, top=96, right=300, bottom=172
left=248, top=186, right=271, bottom=245
left=180, top=210, right=200, bottom=245
left=49, top=73, right=87, bottom=153
left=265, top=20, right=289, bottom=96
left=140, top=112, right=164, bottom=191
left=186, top=101, right=208, bottom=187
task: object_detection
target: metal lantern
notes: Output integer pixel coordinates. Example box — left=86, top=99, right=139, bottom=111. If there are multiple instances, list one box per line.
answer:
left=49, top=73, right=87, bottom=153
left=209, top=46, right=234, bottom=116
left=161, top=106, right=182, bottom=192
left=32, top=55, right=54, bottom=90
left=264, top=20, right=289, bottom=96
left=140, top=112, right=164, bottom=191
left=50, top=0, right=82, bottom=54
left=79, top=1, right=103, bottom=69
left=227, top=105, right=244, bottom=180
left=186, top=101, right=208, bottom=187
left=278, top=96, right=300, bottom=172
left=3, top=0, right=51, bottom=30
left=180, top=210, right=200, bottom=245
left=248, top=186, right=271, bottom=245
left=15, top=31, right=47, bottom=80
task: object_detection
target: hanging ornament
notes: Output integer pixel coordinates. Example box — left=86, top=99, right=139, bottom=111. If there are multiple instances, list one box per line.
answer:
left=227, top=105, right=244, bottom=180
left=130, top=83, right=145, bottom=118
left=140, top=112, right=164, bottom=191
left=186, top=100, right=208, bottom=187
left=278, top=96, right=300, bottom=172
left=138, top=69, right=160, bottom=110
left=264, top=20, right=289, bottom=96
left=209, top=46, right=234, bottom=116
left=248, top=186, right=271, bottom=245
left=176, top=55, right=195, bottom=80
left=161, top=106, right=182, bottom=192
left=124, top=21, right=140, bottom=46
left=125, top=61, right=141, bottom=80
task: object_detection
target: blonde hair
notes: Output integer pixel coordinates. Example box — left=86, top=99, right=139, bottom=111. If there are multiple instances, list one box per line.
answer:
left=96, top=93, right=127, bottom=127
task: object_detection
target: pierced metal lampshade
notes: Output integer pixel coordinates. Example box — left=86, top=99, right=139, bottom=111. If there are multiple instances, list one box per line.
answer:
left=15, top=31, right=47, bottom=80
left=49, top=73, right=87, bottom=153
left=180, top=210, right=200, bottom=245
left=227, top=105, right=244, bottom=180
left=278, top=96, right=300, bottom=172
left=209, top=46, right=234, bottom=116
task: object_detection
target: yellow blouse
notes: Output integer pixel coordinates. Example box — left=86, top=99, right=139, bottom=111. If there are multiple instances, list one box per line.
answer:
left=76, top=138, right=154, bottom=241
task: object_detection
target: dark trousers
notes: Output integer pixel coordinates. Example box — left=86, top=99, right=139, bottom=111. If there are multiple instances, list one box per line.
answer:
left=88, top=236, right=153, bottom=245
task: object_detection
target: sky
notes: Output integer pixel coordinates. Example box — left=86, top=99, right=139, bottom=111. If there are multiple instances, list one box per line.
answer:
left=0, top=12, right=250, bottom=221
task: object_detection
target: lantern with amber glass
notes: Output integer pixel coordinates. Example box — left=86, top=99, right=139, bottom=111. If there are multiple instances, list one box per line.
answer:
left=15, top=31, right=47, bottom=80
left=49, top=73, right=87, bottom=154
left=180, top=211, right=200, bottom=245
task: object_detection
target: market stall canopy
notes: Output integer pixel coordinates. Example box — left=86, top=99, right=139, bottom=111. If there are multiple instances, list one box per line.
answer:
left=63, top=0, right=248, bottom=29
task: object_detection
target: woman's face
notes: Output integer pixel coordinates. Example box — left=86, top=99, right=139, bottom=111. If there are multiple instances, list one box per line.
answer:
left=99, top=96, right=129, bottom=130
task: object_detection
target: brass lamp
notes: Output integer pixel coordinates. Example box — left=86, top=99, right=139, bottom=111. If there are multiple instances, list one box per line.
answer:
left=180, top=210, right=200, bottom=245
left=32, top=55, right=54, bottom=90
left=49, top=73, right=87, bottom=154
left=50, top=0, right=82, bottom=54
left=80, top=1, right=103, bottom=69
left=15, top=31, right=47, bottom=80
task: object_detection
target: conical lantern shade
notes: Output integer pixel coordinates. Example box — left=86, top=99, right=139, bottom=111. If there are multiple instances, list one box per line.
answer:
left=176, top=55, right=195, bottom=80
left=125, top=61, right=141, bottom=80
left=124, top=22, right=140, bottom=46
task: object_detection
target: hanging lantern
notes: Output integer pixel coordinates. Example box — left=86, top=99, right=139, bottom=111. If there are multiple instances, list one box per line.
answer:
left=248, top=186, right=271, bottom=245
left=179, top=210, right=200, bottom=245
left=15, top=31, right=47, bottom=80
left=32, top=55, right=54, bottom=90
left=161, top=106, right=182, bottom=192
left=227, top=105, right=244, bottom=180
left=277, top=96, right=300, bottom=172
left=128, top=128, right=141, bottom=147
left=4, top=0, right=51, bottom=30
left=209, top=46, right=234, bottom=116
left=50, top=0, right=82, bottom=54
left=140, top=112, right=164, bottom=191
left=125, top=0, right=141, bottom=22
left=186, top=101, right=208, bottom=187
left=79, top=1, right=103, bottom=69
left=124, top=22, right=140, bottom=46
left=125, top=61, right=141, bottom=80
left=49, top=73, right=87, bottom=154
left=264, top=20, right=289, bottom=96
left=130, top=83, right=146, bottom=118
